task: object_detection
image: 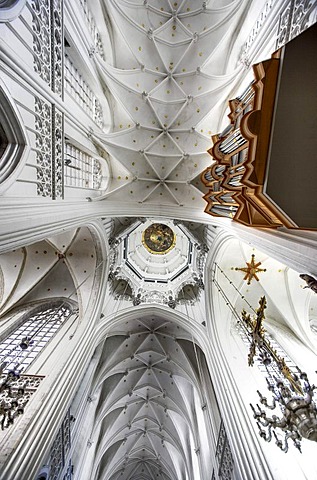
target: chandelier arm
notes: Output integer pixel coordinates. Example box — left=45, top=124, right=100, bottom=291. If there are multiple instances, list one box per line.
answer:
left=257, top=422, right=272, bottom=442
left=258, top=393, right=276, bottom=410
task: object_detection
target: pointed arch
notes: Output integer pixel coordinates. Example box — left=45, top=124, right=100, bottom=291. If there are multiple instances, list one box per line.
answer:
left=0, top=1, right=26, bottom=23
left=0, top=83, right=28, bottom=194
left=0, top=299, right=77, bottom=375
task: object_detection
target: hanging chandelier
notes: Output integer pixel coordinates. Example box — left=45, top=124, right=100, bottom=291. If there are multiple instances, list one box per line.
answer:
left=240, top=296, right=317, bottom=452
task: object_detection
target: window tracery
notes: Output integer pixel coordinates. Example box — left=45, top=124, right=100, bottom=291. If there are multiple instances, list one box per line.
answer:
left=64, top=142, right=103, bottom=190
left=0, top=302, right=73, bottom=374
left=0, top=302, right=74, bottom=431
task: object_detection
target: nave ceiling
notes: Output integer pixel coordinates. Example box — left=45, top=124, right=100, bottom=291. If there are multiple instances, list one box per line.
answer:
left=1, top=1, right=317, bottom=480
left=90, top=0, right=264, bottom=217
left=88, top=313, right=215, bottom=480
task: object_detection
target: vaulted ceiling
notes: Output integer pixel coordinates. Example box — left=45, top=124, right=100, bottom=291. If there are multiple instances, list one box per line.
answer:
left=0, top=227, right=98, bottom=317
left=67, top=3, right=303, bottom=479
left=95, top=0, right=253, bottom=216
left=91, top=314, right=214, bottom=480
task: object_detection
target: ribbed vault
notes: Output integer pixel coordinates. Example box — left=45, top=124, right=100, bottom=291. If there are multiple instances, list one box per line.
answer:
left=90, top=314, right=214, bottom=480
left=0, top=227, right=98, bottom=317
left=96, top=0, right=248, bottom=210
left=210, top=237, right=317, bottom=353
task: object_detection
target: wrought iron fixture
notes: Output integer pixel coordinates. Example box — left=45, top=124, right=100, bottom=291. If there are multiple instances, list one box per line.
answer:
left=240, top=296, right=317, bottom=452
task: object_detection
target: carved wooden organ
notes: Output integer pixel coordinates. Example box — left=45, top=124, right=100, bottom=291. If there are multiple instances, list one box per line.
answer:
left=201, top=52, right=297, bottom=228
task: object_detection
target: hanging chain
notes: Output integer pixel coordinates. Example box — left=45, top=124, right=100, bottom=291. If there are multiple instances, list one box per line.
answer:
left=213, top=263, right=257, bottom=314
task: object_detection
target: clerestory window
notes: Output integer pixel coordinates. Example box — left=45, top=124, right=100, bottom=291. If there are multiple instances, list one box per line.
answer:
left=64, top=142, right=103, bottom=190
left=0, top=302, right=74, bottom=374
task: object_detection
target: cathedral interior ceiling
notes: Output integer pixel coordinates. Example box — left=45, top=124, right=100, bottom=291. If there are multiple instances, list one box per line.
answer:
left=0, top=227, right=98, bottom=317
left=213, top=238, right=317, bottom=354
left=3, top=2, right=317, bottom=479
left=94, top=0, right=251, bottom=215
left=91, top=314, right=210, bottom=480
left=109, top=218, right=206, bottom=300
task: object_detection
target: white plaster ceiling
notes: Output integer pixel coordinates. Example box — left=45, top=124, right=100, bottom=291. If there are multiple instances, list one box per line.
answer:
left=91, top=314, right=212, bottom=480
left=96, top=0, right=251, bottom=214
left=0, top=227, right=98, bottom=317
left=213, top=238, right=317, bottom=354
left=80, top=4, right=287, bottom=478
left=126, top=220, right=189, bottom=280
left=115, top=219, right=199, bottom=284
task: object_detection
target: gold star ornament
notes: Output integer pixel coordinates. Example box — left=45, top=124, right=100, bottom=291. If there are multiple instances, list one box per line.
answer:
left=234, top=254, right=266, bottom=285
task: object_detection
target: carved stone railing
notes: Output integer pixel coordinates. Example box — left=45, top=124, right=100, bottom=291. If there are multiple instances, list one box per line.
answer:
left=239, top=0, right=274, bottom=68
left=36, top=408, right=74, bottom=480
left=34, top=97, right=63, bottom=198
left=276, top=0, right=317, bottom=49
left=63, top=460, right=73, bottom=480
left=29, top=0, right=64, bottom=198
left=49, top=409, right=72, bottom=480
left=30, top=0, right=63, bottom=97
left=215, top=421, right=234, bottom=480
left=79, top=0, right=105, bottom=59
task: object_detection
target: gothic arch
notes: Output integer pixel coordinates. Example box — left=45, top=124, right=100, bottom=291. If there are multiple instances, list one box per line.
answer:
left=0, top=0, right=26, bottom=23
left=206, top=231, right=317, bottom=358
left=0, top=82, right=28, bottom=194
left=0, top=222, right=109, bottom=480
left=0, top=298, right=77, bottom=374
left=74, top=305, right=220, bottom=480
left=205, top=231, right=317, bottom=479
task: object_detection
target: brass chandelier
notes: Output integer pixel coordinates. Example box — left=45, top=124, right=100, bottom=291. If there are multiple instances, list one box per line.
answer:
left=240, top=296, right=317, bottom=452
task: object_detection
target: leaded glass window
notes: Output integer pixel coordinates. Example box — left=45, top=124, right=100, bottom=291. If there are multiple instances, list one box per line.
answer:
left=0, top=304, right=73, bottom=374
left=64, top=54, right=103, bottom=128
left=64, top=143, right=103, bottom=190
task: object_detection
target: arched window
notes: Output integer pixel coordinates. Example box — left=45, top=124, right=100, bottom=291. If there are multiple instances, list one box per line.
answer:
left=0, top=302, right=74, bottom=375
left=0, top=0, right=26, bottom=23
left=0, top=85, right=26, bottom=193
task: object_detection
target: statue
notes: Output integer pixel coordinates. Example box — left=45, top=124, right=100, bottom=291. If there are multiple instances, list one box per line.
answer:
left=300, top=274, right=317, bottom=294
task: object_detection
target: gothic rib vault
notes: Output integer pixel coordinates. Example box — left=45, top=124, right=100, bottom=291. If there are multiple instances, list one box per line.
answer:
left=85, top=4, right=254, bottom=472
left=1, top=1, right=317, bottom=480
left=90, top=315, right=213, bottom=480
left=61, top=2, right=317, bottom=479
left=93, top=0, right=252, bottom=213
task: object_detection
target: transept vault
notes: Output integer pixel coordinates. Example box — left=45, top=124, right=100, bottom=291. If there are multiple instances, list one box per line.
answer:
left=0, top=1, right=317, bottom=480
